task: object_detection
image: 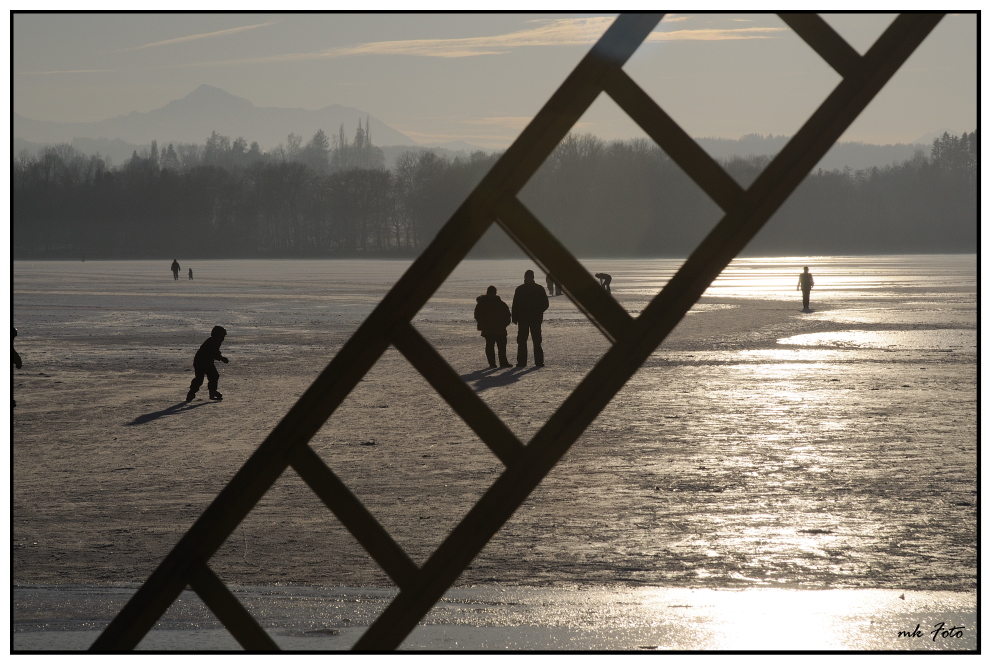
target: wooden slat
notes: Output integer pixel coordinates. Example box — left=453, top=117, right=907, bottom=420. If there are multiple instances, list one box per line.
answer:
left=779, top=13, right=863, bottom=79
left=391, top=322, right=525, bottom=467
left=494, top=196, right=634, bottom=343
left=187, top=562, right=279, bottom=651
left=601, top=68, right=745, bottom=212
left=290, top=444, right=420, bottom=589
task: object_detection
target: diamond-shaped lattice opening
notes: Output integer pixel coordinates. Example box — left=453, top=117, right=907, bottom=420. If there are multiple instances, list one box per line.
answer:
left=520, top=93, right=724, bottom=258
left=307, top=357, right=505, bottom=566
left=623, top=13, right=840, bottom=181
left=412, top=231, right=615, bottom=441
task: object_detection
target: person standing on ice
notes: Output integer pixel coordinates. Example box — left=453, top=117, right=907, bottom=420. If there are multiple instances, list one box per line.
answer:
left=511, top=270, right=549, bottom=368
left=12, top=328, right=22, bottom=408
left=188, top=268, right=193, bottom=280
left=546, top=273, right=555, bottom=297
left=474, top=285, right=512, bottom=369
left=186, top=326, right=229, bottom=402
left=171, top=259, right=180, bottom=281
left=797, top=266, right=815, bottom=311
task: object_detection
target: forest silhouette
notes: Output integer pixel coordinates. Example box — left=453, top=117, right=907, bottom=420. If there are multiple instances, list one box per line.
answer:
left=13, top=126, right=976, bottom=259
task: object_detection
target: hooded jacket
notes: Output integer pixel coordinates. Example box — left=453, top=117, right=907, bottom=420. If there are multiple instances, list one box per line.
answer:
left=474, top=294, right=511, bottom=337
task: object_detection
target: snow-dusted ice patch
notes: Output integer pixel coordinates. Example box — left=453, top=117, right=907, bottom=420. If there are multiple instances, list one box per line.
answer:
left=808, top=307, right=975, bottom=326
left=778, top=329, right=976, bottom=352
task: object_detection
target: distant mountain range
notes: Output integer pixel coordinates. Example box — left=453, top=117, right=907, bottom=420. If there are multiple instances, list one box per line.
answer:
left=696, top=134, right=932, bottom=172
left=14, top=84, right=957, bottom=171
left=13, top=84, right=418, bottom=151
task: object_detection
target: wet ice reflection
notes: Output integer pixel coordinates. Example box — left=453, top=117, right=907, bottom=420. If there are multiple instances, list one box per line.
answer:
left=13, top=585, right=976, bottom=651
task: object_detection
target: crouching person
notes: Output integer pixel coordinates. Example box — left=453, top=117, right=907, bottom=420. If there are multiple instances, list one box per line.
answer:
left=187, top=325, right=229, bottom=402
left=474, top=286, right=512, bottom=369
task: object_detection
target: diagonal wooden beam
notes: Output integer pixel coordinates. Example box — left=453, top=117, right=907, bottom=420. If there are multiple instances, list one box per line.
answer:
left=290, top=444, right=420, bottom=589
left=779, top=13, right=863, bottom=79
left=353, top=12, right=943, bottom=651
left=187, top=562, right=279, bottom=651
left=495, top=196, right=634, bottom=343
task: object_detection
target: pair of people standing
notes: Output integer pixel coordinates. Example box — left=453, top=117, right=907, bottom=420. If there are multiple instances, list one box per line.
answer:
left=474, top=270, right=549, bottom=369
left=171, top=259, right=193, bottom=280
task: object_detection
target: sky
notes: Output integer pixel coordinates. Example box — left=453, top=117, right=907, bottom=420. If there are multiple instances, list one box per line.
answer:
left=10, top=12, right=979, bottom=149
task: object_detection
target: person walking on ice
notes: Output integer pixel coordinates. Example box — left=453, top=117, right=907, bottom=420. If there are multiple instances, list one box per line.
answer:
left=171, top=259, right=180, bottom=281
left=186, top=325, right=229, bottom=402
left=474, top=286, right=512, bottom=369
left=546, top=273, right=555, bottom=297
left=511, top=269, right=549, bottom=368
left=188, top=268, right=193, bottom=280
left=797, top=266, right=815, bottom=311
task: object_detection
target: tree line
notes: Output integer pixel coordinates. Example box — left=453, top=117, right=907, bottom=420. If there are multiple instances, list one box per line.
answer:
left=12, top=128, right=976, bottom=259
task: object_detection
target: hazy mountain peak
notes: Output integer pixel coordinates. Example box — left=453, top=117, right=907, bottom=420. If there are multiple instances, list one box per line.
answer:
left=163, top=84, right=255, bottom=111
left=14, top=84, right=419, bottom=149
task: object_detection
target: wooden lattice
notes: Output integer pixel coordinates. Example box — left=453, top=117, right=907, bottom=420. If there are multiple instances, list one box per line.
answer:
left=91, top=12, right=944, bottom=650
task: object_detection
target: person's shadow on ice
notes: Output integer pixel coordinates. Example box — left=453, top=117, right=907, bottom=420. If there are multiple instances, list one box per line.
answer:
left=461, top=366, right=539, bottom=392
left=127, top=401, right=212, bottom=426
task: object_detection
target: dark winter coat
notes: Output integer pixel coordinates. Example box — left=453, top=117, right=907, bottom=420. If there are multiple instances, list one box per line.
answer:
left=474, top=294, right=511, bottom=338
left=193, top=336, right=227, bottom=368
left=511, top=281, right=550, bottom=324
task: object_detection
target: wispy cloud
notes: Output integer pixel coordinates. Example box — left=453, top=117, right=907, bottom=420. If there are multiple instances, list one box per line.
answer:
left=648, top=26, right=788, bottom=41
left=318, top=19, right=787, bottom=58
left=116, top=20, right=279, bottom=52
left=169, top=17, right=787, bottom=70
left=326, top=17, right=615, bottom=58
left=16, top=69, right=113, bottom=76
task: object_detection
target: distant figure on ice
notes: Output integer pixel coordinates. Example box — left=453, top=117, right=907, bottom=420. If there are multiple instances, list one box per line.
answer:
left=186, top=326, right=229, bottom=402
left=12, top=328, right=22, bottom=408
left=797, top=266, right=814, bottom=311
left=188, top=268, right=193, bottom=280
left=171, top=259, right=180, bottom=281
left=511, top=270, right=549, bottom=368
left=546, top=273, right=555, bottom=297
left=474, top=286, right=512, bottom=369
left=595, top=272, right=612, bottom=293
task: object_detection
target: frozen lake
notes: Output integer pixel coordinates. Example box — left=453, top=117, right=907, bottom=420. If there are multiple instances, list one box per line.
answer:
left=10, top=255, right=977, bottom=651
